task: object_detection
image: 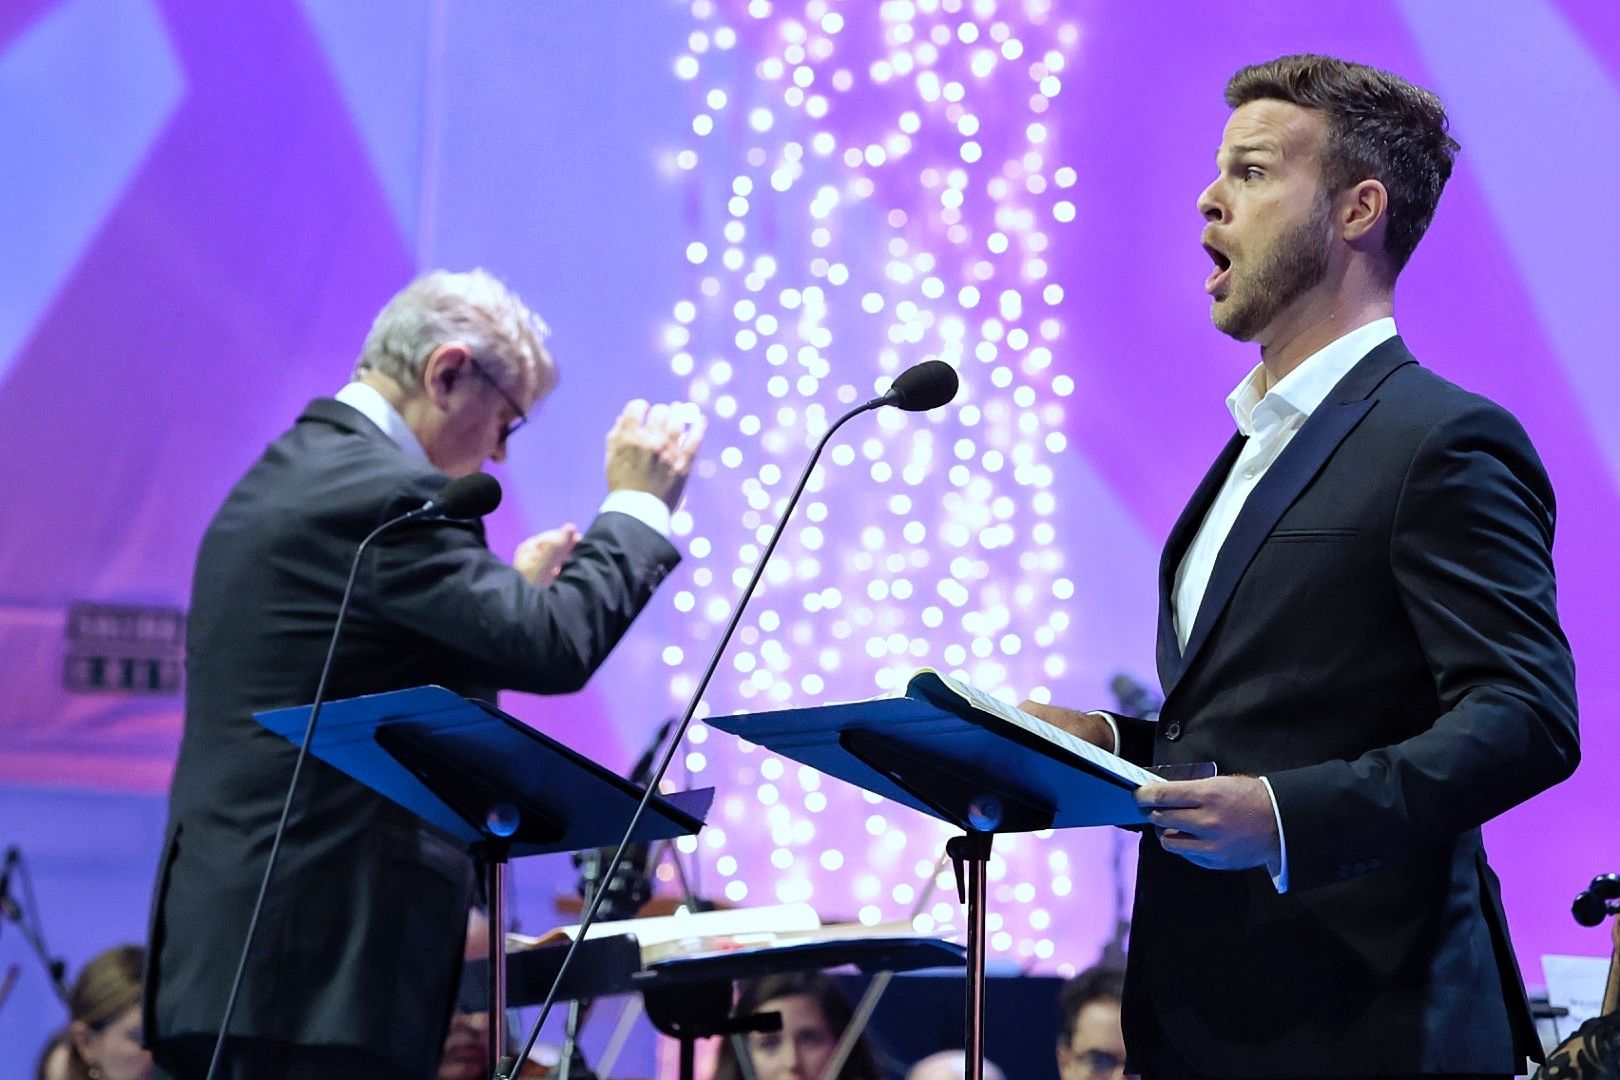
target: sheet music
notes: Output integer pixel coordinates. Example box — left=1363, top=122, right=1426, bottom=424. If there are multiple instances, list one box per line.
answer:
left=908, top=669, right=1159, bottom=788
left=530, top=901, right=822, bottom=951
left=513, top=904, right=956, bottom=968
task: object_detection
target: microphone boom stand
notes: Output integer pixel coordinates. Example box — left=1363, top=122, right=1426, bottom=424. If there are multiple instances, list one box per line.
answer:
left=0, top=849, right=70, bottom=1007
left=504, top=390, right=907, bottom=1078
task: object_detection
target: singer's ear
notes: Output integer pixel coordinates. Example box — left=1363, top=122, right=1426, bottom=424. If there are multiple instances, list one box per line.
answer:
left=422, top=343, right=473, bottom=406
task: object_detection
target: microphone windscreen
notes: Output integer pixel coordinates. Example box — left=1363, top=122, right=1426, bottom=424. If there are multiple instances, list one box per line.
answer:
left=1108, top=674, right=1139, bottom=700
left=1573, top=890, right=1608, bottom=927
left=436, top=472, right=504, bottom=519
left=888, top=360, right=959, bottom=412
left=1109, top=672, right=1163, bottom=717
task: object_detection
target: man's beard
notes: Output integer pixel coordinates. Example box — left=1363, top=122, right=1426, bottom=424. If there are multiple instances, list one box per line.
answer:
left=1212, top=197, right=1332, bottom=342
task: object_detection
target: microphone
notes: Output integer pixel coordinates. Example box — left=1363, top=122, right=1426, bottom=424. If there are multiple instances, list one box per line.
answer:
left=506, top=365, right=956, bottom=1076
left=871, top=359, right=960, bottom=412
left=0, top=963, right=17, bottom=1012
left=1109, top=672, right=1163, bottom=720
left=1573, top=872, right=1620, bottom=927
left=572, top=719, right=674, bottom=920
left=405, top=472, right=503, bottom=522
left=205, top=473, right=502, bottom=1080
left=0, top=846, right=69, bottom=1002
left=0, top=846, right=18, bottom=920
left=628, top=718, right=675, bottom=787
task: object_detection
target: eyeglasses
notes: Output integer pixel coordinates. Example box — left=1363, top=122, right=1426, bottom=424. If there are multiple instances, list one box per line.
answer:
left=466, top=355, right=529, bottom=443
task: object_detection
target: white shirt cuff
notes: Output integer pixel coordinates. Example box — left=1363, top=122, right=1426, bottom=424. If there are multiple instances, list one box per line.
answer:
left=1085, top=711, right=1120, bottom=755
left=599, top=489, right=672, bottom=538
left=1258, top=775, right=1289, bottom=894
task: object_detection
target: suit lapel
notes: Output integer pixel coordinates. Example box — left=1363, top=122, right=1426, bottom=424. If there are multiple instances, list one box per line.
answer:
left=1157, top=433, right=1244, bottom=689
left=1163, top=337, right=1418, bottom=696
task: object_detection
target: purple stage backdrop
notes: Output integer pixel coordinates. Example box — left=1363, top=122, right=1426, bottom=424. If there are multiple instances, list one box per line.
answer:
left=2, top=0, right=1617, bottom=1073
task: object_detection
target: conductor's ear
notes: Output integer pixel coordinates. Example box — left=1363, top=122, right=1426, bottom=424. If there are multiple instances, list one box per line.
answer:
left=422, top=343, right=473, bottom=407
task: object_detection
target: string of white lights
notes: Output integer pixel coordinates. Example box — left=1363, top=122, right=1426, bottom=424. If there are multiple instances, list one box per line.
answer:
left=657, top=0, right=1114, bottom=975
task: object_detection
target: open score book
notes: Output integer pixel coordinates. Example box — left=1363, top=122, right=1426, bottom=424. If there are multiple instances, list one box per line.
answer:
left=711, top=668, right=1171, bottom=831
left=901, top=668, right=1159, bottom=788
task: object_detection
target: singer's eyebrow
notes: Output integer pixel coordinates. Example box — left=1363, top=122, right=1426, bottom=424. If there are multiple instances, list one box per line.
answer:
left=1218, top=142, right=1279, bottom=167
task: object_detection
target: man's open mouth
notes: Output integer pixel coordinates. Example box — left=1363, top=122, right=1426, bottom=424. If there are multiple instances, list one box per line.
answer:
left=1203, top=241, right=1233, bottom=296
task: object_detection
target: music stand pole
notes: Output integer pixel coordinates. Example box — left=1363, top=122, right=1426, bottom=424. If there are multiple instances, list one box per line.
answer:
left=480, top=836, right=513, bottom=1077
left=947, top=832, right=993, bottom=1080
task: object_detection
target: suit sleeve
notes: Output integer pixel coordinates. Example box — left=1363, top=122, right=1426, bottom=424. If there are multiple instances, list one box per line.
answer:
left=1093, top=709, right=1157, bottom=766
left=1263, top=401, right=1579, bottom=891
left=364, top=495, right=680, bottom=695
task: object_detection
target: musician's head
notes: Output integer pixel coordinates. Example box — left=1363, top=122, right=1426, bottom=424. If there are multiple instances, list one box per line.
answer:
left=907, top=1049, right=1008, bottom=1080
left=63, top=944, right=151, bottom=1080
left=1057, top=963, right=1126, bottom=1080
left=713, top=971, right=880, bottom=1080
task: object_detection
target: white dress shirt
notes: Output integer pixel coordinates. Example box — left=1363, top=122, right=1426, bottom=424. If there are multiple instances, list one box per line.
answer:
left=1171, top=317, right=1397, bottom=892
left=336, top=381, right=430, bottom=463
left=334, top=381, right=672, bottom=537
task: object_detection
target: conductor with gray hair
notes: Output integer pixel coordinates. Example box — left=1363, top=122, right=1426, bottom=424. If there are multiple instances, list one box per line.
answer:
left=144, top=269, right=705, bottom=1078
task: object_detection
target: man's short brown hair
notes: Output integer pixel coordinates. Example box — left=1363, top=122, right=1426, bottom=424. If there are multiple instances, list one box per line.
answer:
left=1226, top=54, right=1460, bottom=275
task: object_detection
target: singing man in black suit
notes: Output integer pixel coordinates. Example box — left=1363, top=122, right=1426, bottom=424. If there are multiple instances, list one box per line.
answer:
left=144, top=269, right=705, bottom=1078
left=1026, top=55, right=1579, bottom=1078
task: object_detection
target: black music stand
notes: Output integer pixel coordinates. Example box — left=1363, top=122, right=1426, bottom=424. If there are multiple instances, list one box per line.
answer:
left=257, top=685, right=712, bottom=1073
left=468, top=929, right=965, bottom=1080
left=642, top=935, right=966, bottom=1080
left=709, top=679, right=1163, bottom=1080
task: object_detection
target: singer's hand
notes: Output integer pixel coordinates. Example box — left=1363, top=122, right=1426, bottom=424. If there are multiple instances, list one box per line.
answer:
left=1018, top=700, right=1117, bottom=753
left=514, top=523, right=580, bottom=586
left=605, top=400, right=706, bottom=511
left=1137, top=777, right=1282, bottom=874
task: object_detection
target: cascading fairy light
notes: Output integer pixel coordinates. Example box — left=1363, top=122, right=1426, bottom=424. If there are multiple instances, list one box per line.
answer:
left=658, top=0, right=1114, bottom=975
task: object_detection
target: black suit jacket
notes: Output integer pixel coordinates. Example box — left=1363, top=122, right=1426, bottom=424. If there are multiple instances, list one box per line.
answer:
left=1114, top=339, right=1579, bottom=1076
left=144, top=399, right=680, bottom=1074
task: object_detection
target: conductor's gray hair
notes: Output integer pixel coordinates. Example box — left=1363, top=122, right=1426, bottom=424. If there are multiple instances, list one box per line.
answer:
left=355, top=269, right=557, bottom=400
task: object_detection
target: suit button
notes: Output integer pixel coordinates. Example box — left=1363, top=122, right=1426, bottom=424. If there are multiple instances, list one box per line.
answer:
left=1162, top=721, right=1182, bottom=741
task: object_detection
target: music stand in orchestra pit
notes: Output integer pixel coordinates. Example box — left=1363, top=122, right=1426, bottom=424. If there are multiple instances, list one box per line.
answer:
left=710, top=679, right=1166, bottom=1080
left=465, top=927, right=966, bottom=1080
left=257, top=685, right=713, bottom=1074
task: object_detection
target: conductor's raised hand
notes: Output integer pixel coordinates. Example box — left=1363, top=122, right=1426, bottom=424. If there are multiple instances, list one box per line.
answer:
left=605, top=399, right=707, bottom=511
left=1136, top=777, right=1281, bottom=874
